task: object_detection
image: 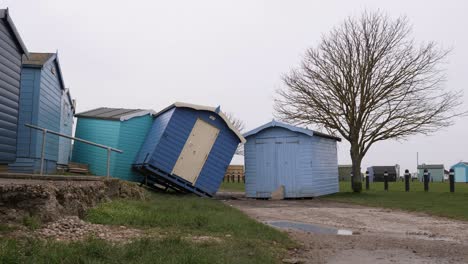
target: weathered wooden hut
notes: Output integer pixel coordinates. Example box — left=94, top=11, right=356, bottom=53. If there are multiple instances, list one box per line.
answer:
left=134, top=102, right=245, bottom=197
left=367, top=166, right=397, bottom=182
left=8, top=53, right=75, bottom=173
left=450, top=162, right=468, bottom=183
left=243, top=121, right=341, bottom=198
left=0, top=9, right=29, bottom=171
left=72, top=108, right=155, bottom=181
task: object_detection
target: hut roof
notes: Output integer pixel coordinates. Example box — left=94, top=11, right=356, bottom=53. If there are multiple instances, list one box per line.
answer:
left=0, top=9, right=28, bottom=56
left=155, top=102, right=246, bottom=143
left=22, top=52, right=55, bottom=66
left=75, top=107, right=156, bottom=121
left=417, top=164, right=444, bottom=169
left=243, top=120, right=341, bottom=141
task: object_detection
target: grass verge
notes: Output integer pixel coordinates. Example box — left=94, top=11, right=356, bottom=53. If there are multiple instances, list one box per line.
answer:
left=219, top=182, right=245, bottom=192
left=325, top=181, right=468, bottom=221
left=0, top=192, right=293, bottom=263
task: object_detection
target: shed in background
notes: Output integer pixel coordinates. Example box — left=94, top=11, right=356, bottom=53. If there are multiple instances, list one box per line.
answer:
left=243, top=121, right=341, bottom=199
left=8, top=52, right=74, bottom=173
left=367, top=166, right=397, bottom=182
left=417, top=164, right=444, bottom=182
left=0, top=9, right=29, bottom=170
left=450, top=162, right=468, bottom=183
left=134, top=102, right=245, bottom=197
left=72, top=108, right=155, bottom=181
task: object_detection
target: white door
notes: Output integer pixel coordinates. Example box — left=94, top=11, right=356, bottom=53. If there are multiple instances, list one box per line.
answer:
left=172, top=119, right=220, bottom=184
left=455, top=167, right=466, bottom=182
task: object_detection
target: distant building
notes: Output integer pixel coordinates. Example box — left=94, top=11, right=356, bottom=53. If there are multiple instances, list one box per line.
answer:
left=450, top=162, right=468, bottom=183
left=367, top=166, right=397, bottom=182
left=338, top=165, right=352, bottom=181
left=417, top=164, right=444, bottom=182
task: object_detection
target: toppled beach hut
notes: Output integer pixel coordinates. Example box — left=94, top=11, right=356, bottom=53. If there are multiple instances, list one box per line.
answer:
left=134, top=102, right=245, bottom=197
left=0, top=9, right=29, bottom=170
left=72, top=108, right=155, bottom=181
left=367, top=166, right=397, bottom=182
left=243, top=121, right=341, bottom=198
left=9, top=53, right=75, bottom=173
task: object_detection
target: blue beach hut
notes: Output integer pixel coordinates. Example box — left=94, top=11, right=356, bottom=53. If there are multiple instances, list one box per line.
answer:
left=72, top=108, right=155, bottom=181
left=243, top=121, right=341, bottom=198
left=451, top=162, right=468, bottom=183
left=8, top=52, right=74, bottom=173
left=134, top=102, right=245, bottom=197
left=0, top=9, right=29, bottom=170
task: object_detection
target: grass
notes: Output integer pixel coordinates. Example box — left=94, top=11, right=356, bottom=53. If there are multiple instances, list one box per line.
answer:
left=0, top=192, right=294, bottom=264
left=219, top=181, right=245, bottom=192
left=22, top=216, right=41, bottom=231
left=325, top=181, right=468, bottom=221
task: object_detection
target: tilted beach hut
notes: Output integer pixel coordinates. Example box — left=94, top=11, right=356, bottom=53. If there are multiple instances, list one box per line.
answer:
left=9, top=53, right=74, bottom=173
left=72, top=108, right=155, bottom=181
left=243, top=121, right=341, bottom=198
left=134, top=102, right=245, bottom=197
left=0, top=9, right=29, bottom=171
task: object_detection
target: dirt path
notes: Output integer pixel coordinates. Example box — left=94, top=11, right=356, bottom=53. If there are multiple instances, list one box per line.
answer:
left=224, top=196, right=468, bottom=264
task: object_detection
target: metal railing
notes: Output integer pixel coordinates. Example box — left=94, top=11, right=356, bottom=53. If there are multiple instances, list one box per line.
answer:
left=25, top=124, right=123, bottom=177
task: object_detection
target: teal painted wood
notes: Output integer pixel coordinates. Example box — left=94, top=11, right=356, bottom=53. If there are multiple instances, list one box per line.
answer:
left=115, top=115, right=154, bottom=181
left=0, top=17, right=24, bottom=164
left=451, top=162, right=468, bottom=182
left=9, top=56, right=71, bottom=173
left=244, top=124, right=339, bottom=198
left=72, top=115, right=153, bottom=180
left=72, top=118, right=121, bottom=177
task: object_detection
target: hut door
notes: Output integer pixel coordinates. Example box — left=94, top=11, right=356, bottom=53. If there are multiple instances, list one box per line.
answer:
left=275, top=138, right=298, bottom=196
left=172, top=119, right=220, bottom=184
left=455, top=167, right=466, bottom=182
left=255, top=138, right=276, bottom=197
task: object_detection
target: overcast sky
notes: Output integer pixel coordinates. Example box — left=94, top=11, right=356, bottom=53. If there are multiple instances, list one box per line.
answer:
left=3, top=0, right=467, bottom=172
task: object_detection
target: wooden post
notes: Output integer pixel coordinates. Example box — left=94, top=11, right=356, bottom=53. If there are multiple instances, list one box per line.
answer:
left=106, top=147, right=111, bottom=178
left=404, top=169, right=410, bottom=192
left=365, top=170, right=369, bottom=190
left=384, top=170, right=388, bottom=191
left=423, top=169, right=429, bottom=192
left=449, top=169, right=455, bottom=193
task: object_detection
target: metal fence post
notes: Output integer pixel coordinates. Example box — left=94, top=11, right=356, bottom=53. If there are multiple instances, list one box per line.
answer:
left=40, top=129, right=47, bottom=175
left=449, top=168, right=455, bottom=193
left=365, top=170, right=369, bottom=190
left=404, top=169, right=410, bottom=192
left=384, top=170, right=388, bottom=191
left=106, top=147, right=111, bottom=178
left=423, top=169, right=429, bottom=192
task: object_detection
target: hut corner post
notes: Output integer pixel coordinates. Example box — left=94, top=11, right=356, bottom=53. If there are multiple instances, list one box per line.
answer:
left=40, top=129, right=48, bottom=175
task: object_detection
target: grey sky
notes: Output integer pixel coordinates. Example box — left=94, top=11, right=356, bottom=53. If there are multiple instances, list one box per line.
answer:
left=3, top=0, right=467, bottom=172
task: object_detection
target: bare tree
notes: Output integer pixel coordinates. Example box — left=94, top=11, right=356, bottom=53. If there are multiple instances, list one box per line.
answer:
left=275, top=11, right=463, bottom=192
left=224, top=112, right=246, bottom=155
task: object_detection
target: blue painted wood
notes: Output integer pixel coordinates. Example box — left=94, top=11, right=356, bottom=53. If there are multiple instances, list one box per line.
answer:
left=244, top=123, right=339, bottom=198
left=57, top=91, right=74, bottom=165
left=451, top=162, right=468, bottom=183
left=9, top=56, right=72, bottom=173
left=0, top=17, right=23, bottom=164
left=135, top=107, right=241, bottom=196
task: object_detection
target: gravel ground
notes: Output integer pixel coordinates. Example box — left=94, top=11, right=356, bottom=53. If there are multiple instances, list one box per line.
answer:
left=224, top=196, right=468, bottom=264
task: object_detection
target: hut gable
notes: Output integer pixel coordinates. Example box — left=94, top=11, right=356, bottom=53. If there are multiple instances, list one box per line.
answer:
left=243, top=121, right=340, bottom=198
left=0, top=9, right=28, bottom=164
left=9, top=52, right=74, bottom=173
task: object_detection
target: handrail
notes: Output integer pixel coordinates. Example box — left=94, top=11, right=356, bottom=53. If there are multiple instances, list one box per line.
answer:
left=25, top=123, right=123, bottom=177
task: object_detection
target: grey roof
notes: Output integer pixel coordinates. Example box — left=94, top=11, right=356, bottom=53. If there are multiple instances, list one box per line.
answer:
left=22, top=52, right=55, bottom=67
left=75, top=107, right=155, bottom=121
left=243, top=120, right=341, bottom=141
left=0, top=9, right=28, bottom=57
left=417, top=164, right=444, bottom=169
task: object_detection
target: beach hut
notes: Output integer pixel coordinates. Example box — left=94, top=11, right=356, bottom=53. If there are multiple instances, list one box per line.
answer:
left=72, top=108, right=155, bottom=181
left=0, top=9, right=29, bottom=170
left=451, top=162, right=468, bottom=182
left=243, top=121, right=341, bottom=198
left=8, top=53, right=73, bottom=173
left=133, top=102, right=245, bottom=197
left=417, top=164, right=444, bottom=182
left=338, top=165, right=352, bottom=181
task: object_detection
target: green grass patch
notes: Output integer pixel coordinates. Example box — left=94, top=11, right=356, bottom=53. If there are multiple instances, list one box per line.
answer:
left=219, top=181, right=245, bottom=192
left=325, top=181, right=468, bottom=221
left=0, top=224, right=16, bottom=234
left=22, top=216, right=41, bottom=231
left=1, top=193, right=293, bottom=263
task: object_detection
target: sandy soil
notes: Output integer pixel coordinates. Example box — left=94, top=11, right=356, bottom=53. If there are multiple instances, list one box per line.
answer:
left=223, top=196, right=468, bottom=264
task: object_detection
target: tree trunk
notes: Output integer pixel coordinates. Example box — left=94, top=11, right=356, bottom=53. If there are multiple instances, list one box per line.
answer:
left=350, top=142, right=363, bottom=193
